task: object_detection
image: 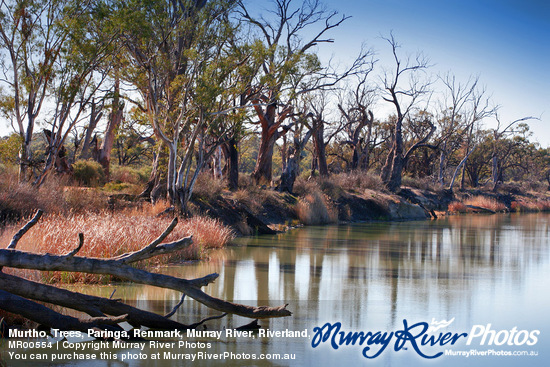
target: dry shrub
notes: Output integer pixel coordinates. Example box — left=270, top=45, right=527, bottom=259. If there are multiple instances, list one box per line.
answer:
left=232, top=185, right=280, bottom=214
left=110, top=166, right=150, bottom=185
left=238, top=174, right=254, bottom=188
left=192, top=172, right=226, bottom=202
left=330, top=171, right=383, bottom=192
left=0, top=177, right=67, bottom=221
left=401, top=175, right=442, bottom=192
left=0, top=164, right=19, bottom=191
left=510, top=199, right=550, bottom=212
left=519, top=180, right=548, bottom=193
left=72, top=160, right=105, bottom=187
left=318, top=177, right=344, bottom=200
left=179, top=216, right=235, bottom=259
left=124, top=199, right=172, bottom=217
left=463, top=196, right=506, bottom=212
left=63, top=187, right=109, bottom=212
left=448, top=201, right=468, bottom=213
left=233, top=188, right=261, bottom=213
left=297, top=190, right=338, bottom=225
left=0, top=212, right=233, bottom=283
left=293, top=176, right=319, bottom=196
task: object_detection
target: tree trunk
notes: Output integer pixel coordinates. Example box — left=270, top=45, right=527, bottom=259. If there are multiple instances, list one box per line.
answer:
left=387, top=152, right=404, bottom=192
left=0, top=272, right=193, bottom=331
left=251, top=100, right=291, bottom=185
left=448, top=144, right=477, bottom=192
left=359, top=117, right=373, bottom=171
left=166, top=142, right=178, bottom=204
left=252, top=128, right=277, bottom=185
left=438, top=149, right=446, bottom=185
left=18, top=136, right=33, bottom=182
left=98, top=79, right=123, bottom=178
left=0, top=290, right=128, bottom=334
left=312, top=120, right=328, bottom=177
left=225, top=138, right=239, bottom=191
left=279, top=146, right=299, bottom=193
left=491, top=153, right=501, bottom=192
left=80, top=101, right=103, bottom=160
left=351, top=145, right=360, bottom=170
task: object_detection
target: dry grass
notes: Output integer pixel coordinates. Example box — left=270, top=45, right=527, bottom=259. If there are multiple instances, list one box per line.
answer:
left=232, top=185, right=280, bottom=215
left=401, top=175, right=442, bottom=192
left=123, top=199, right=172, bottom=217
left=294, top=172, right=383, bottom=201
left=510, top=199, right=550, bottom=212
left=296, top=190, right=338, bottom=225
left=331, top=171, right=384, bottom=192
left=0, top=175, right=68, bottom=219
left=179, top=216, right=234, bottom=250
left=63, top=187, right=109, bottom=212
left=0, top=168, right=112, bottom=221
left=0, top=211, right=234, bottom=283
left=463, top=196, right=506, bottom=212
left=447, top=201, right=468, bottom=213
left=192, top=172, right=226, bottom=202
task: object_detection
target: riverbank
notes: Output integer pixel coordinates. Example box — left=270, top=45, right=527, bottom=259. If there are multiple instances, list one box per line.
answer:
left=187, top=175, right=550, bottom=235
left=3, top=172, right=550, bottom=239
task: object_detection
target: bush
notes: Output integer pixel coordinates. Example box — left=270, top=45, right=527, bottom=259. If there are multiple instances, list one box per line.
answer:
left=232, top=185, right=281, bottom=215
left=64, top=187, right=109, bottom=213
left=72, top=160, right=105, bottom=187
left=463, top=195, right=506, bottom=212
left=296, top=189, right=338, bottom=225
left=331, top=171, right=384, bottom=192
left=0, top=174, right=68, bottom=221
left=448, top=201, right=468, bottom=213
left=110, top=165, right=150, bottom=185
left=192, top=172, right=226, bottom=202
left=401, top=175, right=442, bottom=192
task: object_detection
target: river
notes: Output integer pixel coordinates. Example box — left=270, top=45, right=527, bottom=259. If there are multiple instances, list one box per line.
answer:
left=2, top=213, right=550, bottom=366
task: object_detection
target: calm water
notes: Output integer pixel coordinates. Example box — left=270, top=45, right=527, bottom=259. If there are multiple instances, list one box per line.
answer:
left=2, top=214, right=550, bottom=366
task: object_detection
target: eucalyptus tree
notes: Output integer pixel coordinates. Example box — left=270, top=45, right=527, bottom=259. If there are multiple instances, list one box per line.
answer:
left=34, top=3, right=115, bottom=185
left=379, top=34, right=434, bottom=192
left=337, top=70, right=376, bottom=171
left=435, top=74, right=478, bottom=185
left=237, top=0, right=365, bottom=185
left=0, top=0, right=84, bottom=180
left=489, top=115, right=538, bottom=190
left=0, top=0, right=115, bottom=185
left=113, top=0, right=245, bottom=211
left=448, top=85, right=496, bottom=191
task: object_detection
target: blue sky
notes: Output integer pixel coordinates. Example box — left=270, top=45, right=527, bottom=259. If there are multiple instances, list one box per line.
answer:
left=316, top=0, right=550, bottom=144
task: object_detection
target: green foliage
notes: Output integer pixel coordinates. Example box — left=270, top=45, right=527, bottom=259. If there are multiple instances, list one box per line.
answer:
left=0, top=133, right=22, bottom=165
left=72, top=160, right=105, bottom=186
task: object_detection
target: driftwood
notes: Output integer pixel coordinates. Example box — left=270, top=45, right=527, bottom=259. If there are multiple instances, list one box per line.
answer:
left=0, top=212, right=291, bottom=336
left=0, top=272, right=195, bottom=330
left=0, top=290, right=128, bottom=333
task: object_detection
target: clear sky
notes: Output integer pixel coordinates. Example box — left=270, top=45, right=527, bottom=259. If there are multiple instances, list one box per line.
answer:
left=316, top=0, right=550, bottom=145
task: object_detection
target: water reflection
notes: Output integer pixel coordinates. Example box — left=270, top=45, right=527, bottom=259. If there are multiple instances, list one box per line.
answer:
left=3, top=214, right=550, bottom=366
left=167, top=214, right=550, bottom=366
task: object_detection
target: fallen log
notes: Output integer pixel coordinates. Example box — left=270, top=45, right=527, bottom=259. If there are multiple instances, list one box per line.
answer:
left=0, top=212, right=291, bottom=334
left=0, top=249, right=290, bottom=318
left=0, top=290, right=128, bottom=334
left=0, top=272, right=195, bottom=330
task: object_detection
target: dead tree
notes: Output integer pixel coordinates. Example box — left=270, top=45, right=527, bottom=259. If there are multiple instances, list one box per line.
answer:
left=380, top=34, right=432, bottom=192
left=0, top=211, right=291, bottom=335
